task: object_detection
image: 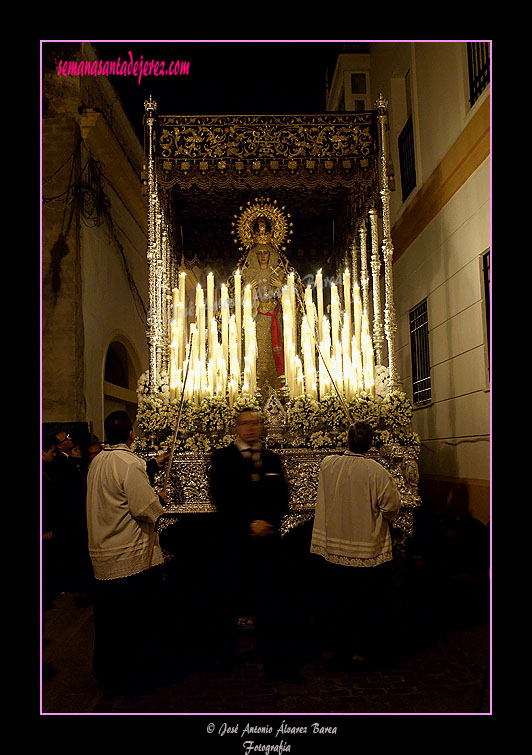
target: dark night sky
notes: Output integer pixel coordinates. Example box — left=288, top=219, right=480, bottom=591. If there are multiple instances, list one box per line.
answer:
left=92, top=40, right=348, bottom=139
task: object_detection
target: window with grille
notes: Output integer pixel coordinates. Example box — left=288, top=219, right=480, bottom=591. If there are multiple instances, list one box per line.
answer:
left=467, top=42, right=490, bottom=106
left=409, top=300, right=432, bottom=404
left=398, top=70, right=416, bottom=201
left=399, top=115, right=417, bottom=201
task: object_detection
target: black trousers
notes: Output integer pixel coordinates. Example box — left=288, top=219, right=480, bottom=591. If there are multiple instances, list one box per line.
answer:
left=91, top=566, right=169, bottom=689
left=317, top=559, right=395, bottom=661
left=214, top=535, right=295, bottom=673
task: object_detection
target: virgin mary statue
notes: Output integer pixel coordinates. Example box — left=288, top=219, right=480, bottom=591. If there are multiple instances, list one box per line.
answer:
left=243, top=218, right=286, bottom=390
left=229, top=199, right=301, bottom=395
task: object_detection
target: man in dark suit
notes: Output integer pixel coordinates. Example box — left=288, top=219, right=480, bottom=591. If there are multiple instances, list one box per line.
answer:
left=51, top=429, right=88, bottom=595
left=209, top=408, right=302, bottom=682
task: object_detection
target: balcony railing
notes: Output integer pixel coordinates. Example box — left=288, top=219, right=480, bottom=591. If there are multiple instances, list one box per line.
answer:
left=467, top=42, right=490, bottom=106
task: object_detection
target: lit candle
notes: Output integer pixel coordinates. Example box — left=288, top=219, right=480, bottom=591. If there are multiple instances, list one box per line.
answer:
left=179, top=272, right=187, bottom=367
left=190, top=323, right=198, bottom=366
left=249, top=321, right=257, bottom=395
left=198, top=300, right=206, bottom=376
left=234, top=269, right=242, bottom=365
left=318, top=341, right=327, bottom=400
left=305, top=286, right=315, bottom=336
left=302, top=317, right=312, bottom=396
left=343, top=268, right=351, bottom=324
left=207, top=273, right=214, bottom=358
left=283, top=299, right=294, bottom=396
left=208, top=359, right=215, bottom=396
left=342, top=320, right=351, bottom=399
left=365, top=338, right=375, bottom=395
left=170, top=318, right=178, bottom=401
left=221, top=283, right=229, bottom=368
left=352, top=335, right=363, bottom=394
left=353, top=281, right=362, bottom=353
left=288, top=272, right=296, bottom=333
left=343, top=269, right=352, bottom=362
left=176, top=302, right=185, bottom=369
left=217, top=348, right=227, bottom=397
left=335, top=350, right=344, bottom=396
left=242, top=357, right=251, bottom=395
left=183, top=340, right=192, bottom=401
left=243, top=284, right=252, bottom=357
left=228, top=378, right=237, bottom=408
left=316, top=269, right=324, bottom=343
left=229, top=314, right=239, bottom=387
left=331, top=283, right=340, bottom=359
left=320, top=317, right=332, bottom=399
left=305, top=287, right=316, bottom=380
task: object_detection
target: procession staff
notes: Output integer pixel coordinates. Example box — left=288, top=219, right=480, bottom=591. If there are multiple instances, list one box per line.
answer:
left=146, top=328, right=194, bottom=568
left=273, top=263, right=352, bottom=424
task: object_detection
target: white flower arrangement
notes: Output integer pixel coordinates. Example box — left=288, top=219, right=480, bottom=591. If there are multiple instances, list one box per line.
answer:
left=308, top=431, right=334, bottom=448
left=197, top=396, right=233, bottom=433
left=286, top=394, right=321, bottom=438
left=231, top=394, right=262, bottom=421
left=213, top=433, right=236, bottom=450
left=134, top=371, right=416, bottom=455
left=183, top=434, right=212, bottom=454
left=380, top=391, right=413, bottom=428
left=375, top=365, right=389, bottom=397
left=319, top=393, right=350, bottom=431
left=336, top=430, right=348, bottom=448
left=348, top=392, right=383, bottom=428
left=373, top=428, right=420, bottom=449
left=137, top=370, right=150, bottom=395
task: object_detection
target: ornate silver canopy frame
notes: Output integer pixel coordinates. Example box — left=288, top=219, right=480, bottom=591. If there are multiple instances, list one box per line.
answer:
left=142, top=94, right=401, bottom=395
left=141, top=95, right=417, bottom=544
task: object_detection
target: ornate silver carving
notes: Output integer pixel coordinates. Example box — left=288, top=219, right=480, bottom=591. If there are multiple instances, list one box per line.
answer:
left=369, top=205, right=386, bottom=366
left=153, top=446, right=420, bottom=546
left=263, top=390, right=288, bottom=447
left=358, top=221, right=370, bottom=318
left=376, top=95, right=401, bottom=392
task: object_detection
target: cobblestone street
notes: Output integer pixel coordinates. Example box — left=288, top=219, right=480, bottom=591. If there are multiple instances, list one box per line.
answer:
left=42, top=591, right=490, bottom=717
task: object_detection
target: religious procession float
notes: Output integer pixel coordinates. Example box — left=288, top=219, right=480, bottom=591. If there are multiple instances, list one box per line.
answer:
left=133, top=95, right=421, bottom=547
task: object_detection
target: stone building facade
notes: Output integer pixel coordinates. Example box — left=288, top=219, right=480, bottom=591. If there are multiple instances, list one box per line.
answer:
left=328, top=42, right=490, bottom=523
left=42, top=42, right=149, bottom=441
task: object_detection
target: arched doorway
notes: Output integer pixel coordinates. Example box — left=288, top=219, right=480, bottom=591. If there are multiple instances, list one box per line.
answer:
left=102, top=335, right=142, bottom=433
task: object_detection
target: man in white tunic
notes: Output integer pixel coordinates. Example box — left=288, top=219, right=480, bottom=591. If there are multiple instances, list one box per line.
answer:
left=86, top=410, right=167, bottom=694
left=310, top=421, right=401, bottom=668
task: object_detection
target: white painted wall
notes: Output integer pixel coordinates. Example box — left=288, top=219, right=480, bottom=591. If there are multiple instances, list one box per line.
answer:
left=393, top=157, right=490, bottom=482
left=81, top=176, right=149, bottom=440
left=369, top=41, right=491, bottom=502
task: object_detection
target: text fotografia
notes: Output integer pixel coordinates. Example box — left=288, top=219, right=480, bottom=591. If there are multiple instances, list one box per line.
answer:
left=56, top=51, right=190, bottom=85
left=209, top=721, right=338, bottom=751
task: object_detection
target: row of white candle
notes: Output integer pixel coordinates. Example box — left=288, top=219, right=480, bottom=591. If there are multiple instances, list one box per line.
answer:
left=170, top=271, right=258, bottom=405
left=285, top=267, right=375, bottom=399
left=169, top=267, right=375, bottom=404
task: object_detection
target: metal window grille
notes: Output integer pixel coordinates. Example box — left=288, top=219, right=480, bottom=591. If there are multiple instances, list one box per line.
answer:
left=398, top=115, right=417, bottom=201
left=409, top=300, right=431, bottom=404
left=467, top=42, right=490, bottom=106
